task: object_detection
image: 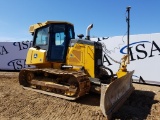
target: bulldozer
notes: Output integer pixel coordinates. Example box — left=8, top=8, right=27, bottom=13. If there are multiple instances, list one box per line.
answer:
left=19, top=7, right=134, bottom=119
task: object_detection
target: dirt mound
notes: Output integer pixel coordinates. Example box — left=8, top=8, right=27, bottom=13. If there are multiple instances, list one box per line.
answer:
left=0, top=72, right=160, bottom=120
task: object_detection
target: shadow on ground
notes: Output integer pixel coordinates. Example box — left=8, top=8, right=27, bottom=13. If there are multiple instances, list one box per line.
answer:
left=112, top=90, right=157, bottom=119
left=75, top=92, right=100, bottom=106
left=75, top=89, right=158, bottom=120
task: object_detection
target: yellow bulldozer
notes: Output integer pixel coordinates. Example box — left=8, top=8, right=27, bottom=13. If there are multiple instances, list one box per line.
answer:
left=19, top=7, right=134, bottom=119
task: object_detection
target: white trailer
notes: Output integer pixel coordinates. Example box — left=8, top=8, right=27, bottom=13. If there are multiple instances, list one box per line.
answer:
left=0, top=41, right=33, bottom=70
left=97, top=33, right=160, bottom=85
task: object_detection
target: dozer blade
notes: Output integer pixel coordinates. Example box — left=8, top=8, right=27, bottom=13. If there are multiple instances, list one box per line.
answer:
left=100, top=71, right=134, bottom=119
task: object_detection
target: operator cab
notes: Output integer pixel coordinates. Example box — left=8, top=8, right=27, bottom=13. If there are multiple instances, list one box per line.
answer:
left=31, top=21, right=75, bottom=63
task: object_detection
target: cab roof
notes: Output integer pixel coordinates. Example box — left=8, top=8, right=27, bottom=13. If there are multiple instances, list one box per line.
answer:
left=29, top=21, right=74, bottom=33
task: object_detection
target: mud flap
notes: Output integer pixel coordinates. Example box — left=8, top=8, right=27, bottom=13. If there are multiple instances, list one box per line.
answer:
left=100, top=71, right=134, bottom=119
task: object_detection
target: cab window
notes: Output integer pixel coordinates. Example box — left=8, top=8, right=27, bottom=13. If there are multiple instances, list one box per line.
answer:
left=68, top=26, right=75, bottom=39
left=54, top=25, right=65, bottom=46
left=35, top=27, right=48, bottom=45
left=55, top=32, right=65, bottom=45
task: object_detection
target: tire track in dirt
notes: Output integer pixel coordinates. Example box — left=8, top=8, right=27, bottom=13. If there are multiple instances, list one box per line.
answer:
left=0, top=72, right=160, bottom=120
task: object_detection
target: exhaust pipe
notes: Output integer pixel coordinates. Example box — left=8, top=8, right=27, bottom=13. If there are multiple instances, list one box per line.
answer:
left=86, top=24, right=93, bottom=40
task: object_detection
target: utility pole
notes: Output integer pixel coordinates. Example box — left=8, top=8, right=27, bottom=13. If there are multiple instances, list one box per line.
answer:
left=126, top=6, right=131, bottom=64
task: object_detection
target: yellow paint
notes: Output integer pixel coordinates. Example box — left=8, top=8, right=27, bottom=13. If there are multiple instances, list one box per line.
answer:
left=26, top=47, right=47, bottom=65
left=26, top=48, right=68, bottom=69
left=116, top=55, right=129, bottom=78
left=66, top=43, right=95, bottom=77
left=116, top=70, right=127, bottom=78
left=26, top=41, right=96, bottom=78
left=85, top=45, right=94, bottom=77
left=29, top=21, right=73, bottom=33
left=66, top=44, right=84, bottom=66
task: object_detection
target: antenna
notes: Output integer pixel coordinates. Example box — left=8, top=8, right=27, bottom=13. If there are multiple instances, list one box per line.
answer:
left=126, top=6, right=131, bottom=64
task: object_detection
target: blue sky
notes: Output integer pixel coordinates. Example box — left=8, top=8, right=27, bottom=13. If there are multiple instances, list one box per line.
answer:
left=0, top=0, right=160, bottom=42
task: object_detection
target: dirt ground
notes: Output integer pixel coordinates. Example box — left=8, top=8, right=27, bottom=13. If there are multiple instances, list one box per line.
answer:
left=0, top=72, right=160, bottom=120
